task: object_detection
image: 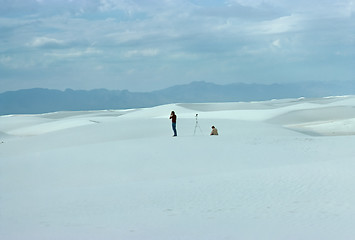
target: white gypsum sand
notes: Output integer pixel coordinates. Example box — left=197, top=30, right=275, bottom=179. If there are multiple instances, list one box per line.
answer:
left=0, top=96, right=355, bottom=240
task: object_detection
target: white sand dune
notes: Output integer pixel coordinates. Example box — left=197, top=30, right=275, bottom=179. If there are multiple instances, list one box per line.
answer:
left=1, top=96, right=355, bottom=240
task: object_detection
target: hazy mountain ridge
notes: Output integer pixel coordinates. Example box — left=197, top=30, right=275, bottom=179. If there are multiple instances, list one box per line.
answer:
left=1, top=81, right=354, bottom=115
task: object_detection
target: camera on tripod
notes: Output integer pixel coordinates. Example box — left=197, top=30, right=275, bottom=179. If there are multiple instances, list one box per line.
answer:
left=194, top=113, right=203, bottom=135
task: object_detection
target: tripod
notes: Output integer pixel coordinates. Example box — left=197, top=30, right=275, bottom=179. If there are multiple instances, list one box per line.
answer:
left=194, top=114, right=203, bottom=135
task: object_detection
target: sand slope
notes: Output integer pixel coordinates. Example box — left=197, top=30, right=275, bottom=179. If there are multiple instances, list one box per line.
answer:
left=1, top=96, right=355, bottom=240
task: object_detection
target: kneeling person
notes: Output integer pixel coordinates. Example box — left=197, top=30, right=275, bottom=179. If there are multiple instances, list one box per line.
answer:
left=210, top=126, right=218, bottom=135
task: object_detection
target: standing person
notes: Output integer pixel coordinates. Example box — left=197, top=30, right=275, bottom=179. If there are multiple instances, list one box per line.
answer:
left=210, top=126, right=218, bottom=135
left=170, top=111, right=177, bottom=137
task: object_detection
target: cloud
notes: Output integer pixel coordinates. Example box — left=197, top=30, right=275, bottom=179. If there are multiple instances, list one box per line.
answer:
left=124, top=48, right=159, bottom=58
left=45, top=47, right=102, bottom=59
left=98, top=0, right=140, bottom=14
left=253, top=14, right=304, bottom=34
left=195, top=2, right=285, bottom=21
left=0, top=54, right=37, bottom=69
left=28, top=37, right=66, bottom=48
left=0, top=0, right=354, bottom=92
left=272, top=39, right=281, bottom=48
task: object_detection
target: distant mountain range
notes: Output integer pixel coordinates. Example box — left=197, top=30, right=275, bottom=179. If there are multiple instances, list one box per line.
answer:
left=1, top=81, right=354, bottom=115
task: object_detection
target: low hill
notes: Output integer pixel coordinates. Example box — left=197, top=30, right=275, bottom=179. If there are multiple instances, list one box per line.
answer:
left=1, top=81, right=354, bottom=115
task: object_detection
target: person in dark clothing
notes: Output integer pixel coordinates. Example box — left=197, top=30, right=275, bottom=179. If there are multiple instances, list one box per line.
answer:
left=170, top=111, right=177, bottom=136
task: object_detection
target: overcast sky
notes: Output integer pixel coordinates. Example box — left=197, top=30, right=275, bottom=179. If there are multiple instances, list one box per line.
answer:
left=0, top=0, right=354, bottom=92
